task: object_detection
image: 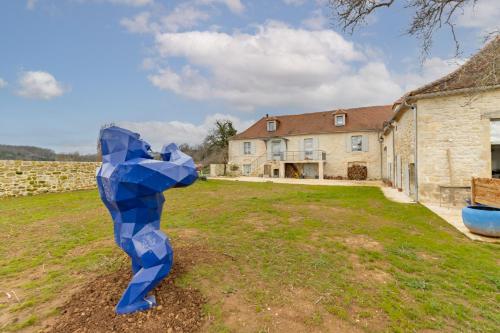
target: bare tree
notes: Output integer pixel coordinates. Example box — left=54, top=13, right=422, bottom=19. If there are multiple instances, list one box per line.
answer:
left=328, top=0, right=497, bottom=58
left=205, top=120, right=237, bottom=175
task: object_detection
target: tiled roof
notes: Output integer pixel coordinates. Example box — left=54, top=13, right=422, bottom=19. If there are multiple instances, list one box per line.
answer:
left=231, top=105, right=393, bottom=140
left=409, top=36, right=500, bottom=96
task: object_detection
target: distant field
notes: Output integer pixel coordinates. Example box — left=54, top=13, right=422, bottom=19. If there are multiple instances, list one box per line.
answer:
left=0, top=180, right=499, bottom=332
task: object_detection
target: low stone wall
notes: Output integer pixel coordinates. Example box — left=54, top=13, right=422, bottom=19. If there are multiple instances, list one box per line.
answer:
left=210, top=164, right=226, bottom=177
left=209, top=164, right=241, bottom=177
left=0, top=160, right=102, bottom=198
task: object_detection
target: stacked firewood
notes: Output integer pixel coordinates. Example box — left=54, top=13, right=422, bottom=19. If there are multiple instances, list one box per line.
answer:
left=347, top=165, right=367, bottom=180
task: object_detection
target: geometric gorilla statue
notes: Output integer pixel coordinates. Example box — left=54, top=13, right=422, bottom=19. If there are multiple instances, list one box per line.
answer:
left=96, top=126, right=198, bottom=314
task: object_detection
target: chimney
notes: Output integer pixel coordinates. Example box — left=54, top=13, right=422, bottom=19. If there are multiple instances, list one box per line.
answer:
left=266, top=113, right=269, bottom=118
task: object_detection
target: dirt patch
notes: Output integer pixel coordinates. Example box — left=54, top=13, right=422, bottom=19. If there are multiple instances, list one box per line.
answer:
left=43, top=246, right=209, bottom=333
left=202, top=278, right=362, bottom=333
left=343, top=235, right=383, bottom=251
left=66, top=238, right=114, bottom=258
left=349, top=254, right=392, bottom=285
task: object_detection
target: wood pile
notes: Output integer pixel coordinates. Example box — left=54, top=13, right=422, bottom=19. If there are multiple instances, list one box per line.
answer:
left=347, top=165, right=367, bottom=180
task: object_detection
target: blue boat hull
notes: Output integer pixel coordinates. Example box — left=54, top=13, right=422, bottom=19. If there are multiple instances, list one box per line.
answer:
left=462, top=205, right=500, bottom=237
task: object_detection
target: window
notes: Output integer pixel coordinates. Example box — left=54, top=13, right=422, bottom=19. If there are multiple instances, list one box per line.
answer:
left=243, top=164, right=251, bottom=175
left=243, top=142, right=251, bottom=155
left=267, top=121, right=276, bottom=132
left=304, top=138, right=313, bottom=159
left=271, top=140, right=282, bottom=160
left=351, top=135, right=362, bottom=152
left=335, top=114, right=345, bottom=126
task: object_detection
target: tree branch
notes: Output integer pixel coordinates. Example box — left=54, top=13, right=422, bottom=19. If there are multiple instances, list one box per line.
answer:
left=328, top=0, right=489, bottom=60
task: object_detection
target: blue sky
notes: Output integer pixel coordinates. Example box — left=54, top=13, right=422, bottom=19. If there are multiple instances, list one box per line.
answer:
left=0, top=0, right=498, bottom=153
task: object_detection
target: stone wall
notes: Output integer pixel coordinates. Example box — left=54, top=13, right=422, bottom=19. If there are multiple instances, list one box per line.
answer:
left=0, top=160, right=101, bottom=198
left=394, top=107, right=416, bottom=197
left=416, top=89, right=497, bottom=203
left=381, top=128, right=394, bottom=184
left=210, top=164, right=226, bottom=177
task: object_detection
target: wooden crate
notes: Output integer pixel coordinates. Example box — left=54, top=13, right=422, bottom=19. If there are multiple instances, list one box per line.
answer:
left=471, top=177, right=500, bottom=208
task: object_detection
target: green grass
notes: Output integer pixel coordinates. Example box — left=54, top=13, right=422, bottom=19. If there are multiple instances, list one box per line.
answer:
left=0, top=180, right=499, bottom=332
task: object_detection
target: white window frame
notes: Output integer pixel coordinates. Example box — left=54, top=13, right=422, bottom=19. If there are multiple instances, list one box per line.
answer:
left=351, top=135, right=363, bottom=152
left=304, top=138, right=313, bottom=159
left=271, top=140, right=282, bottom=160
left=267, top=120, right=276, bottom=132
left=335, top=114, right=345, bottom=126
left=243, top=142, right=252, bottom=155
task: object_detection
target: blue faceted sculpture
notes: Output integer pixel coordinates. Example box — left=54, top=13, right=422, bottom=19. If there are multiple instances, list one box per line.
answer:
left=96, top=126, right=198, bottom=314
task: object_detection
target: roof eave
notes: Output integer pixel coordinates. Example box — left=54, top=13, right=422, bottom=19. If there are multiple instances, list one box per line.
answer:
left=230, top=128, right=384, bottom=141
left=384, top=84, right=500, bottom=134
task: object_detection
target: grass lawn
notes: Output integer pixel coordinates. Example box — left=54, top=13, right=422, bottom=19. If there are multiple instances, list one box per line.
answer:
left=0, top=180, right=499, bottom=332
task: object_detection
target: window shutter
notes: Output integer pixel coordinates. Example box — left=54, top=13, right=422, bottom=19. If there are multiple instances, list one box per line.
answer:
left=240, top=142, right=244, bottom=155
left=252, top=142, right=256, bottom=155
left=362, top=135, right=369, bottom=152
left=345, top=135, right=352, bottom=152
left=280, top=140, right=286, bottom=160
left=267, top=141, right=272, bottom=160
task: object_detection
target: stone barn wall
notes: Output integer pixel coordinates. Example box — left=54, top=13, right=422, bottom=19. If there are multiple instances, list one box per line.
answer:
left=416, top=90, right=496, bottom=203
left=0, top=160, right=101, bottom=198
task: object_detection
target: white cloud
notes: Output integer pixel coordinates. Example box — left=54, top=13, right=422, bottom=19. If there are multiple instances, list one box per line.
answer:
left=0, top=78, right=7, bottom=88
left=120, top=12, right=153, bottom=33
left=198, top=0, right=245, bottom=14
left=121, top=3, right=212, bottom=34
left=117, top=113, right=254, bottom=148
left=457, top=0, right=500, bottom=32
left=147, top=22, right=467, bottom=110
left=26, top=0, right=38, bottom=10
left=161, top=3, right=210, bottom=32
left=302, top=9, right=328, bottom=30
left=17, top=71, right=66, bottom=100
left=396, top=57, right=464, bottom=92
left=120, top=0, right=246, bottom=36
left=283, top=0, right=306, bottom=6
left=147, top=22, right=416, bottom=110
left=106, top=0, right=153, bottom=6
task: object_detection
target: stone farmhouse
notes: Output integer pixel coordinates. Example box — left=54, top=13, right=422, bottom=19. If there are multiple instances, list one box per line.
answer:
left=224, top=37, right=499, bottom=204
left=227, top=106, right=392, bottom=180
left=381, top=36, right=500, bottom=203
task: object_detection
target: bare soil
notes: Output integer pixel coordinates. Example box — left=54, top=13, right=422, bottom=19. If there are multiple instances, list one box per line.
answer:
left=42, top=246, right=208, bottom=333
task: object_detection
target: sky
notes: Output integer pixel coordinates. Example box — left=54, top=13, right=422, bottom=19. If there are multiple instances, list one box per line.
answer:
left=0, top=0, right=499, bottom=153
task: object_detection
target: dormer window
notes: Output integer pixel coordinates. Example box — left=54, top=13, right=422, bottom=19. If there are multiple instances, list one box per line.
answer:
left=335, top=114, right=345, bottom=127
left=267, top=120, right=276, bottom=132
